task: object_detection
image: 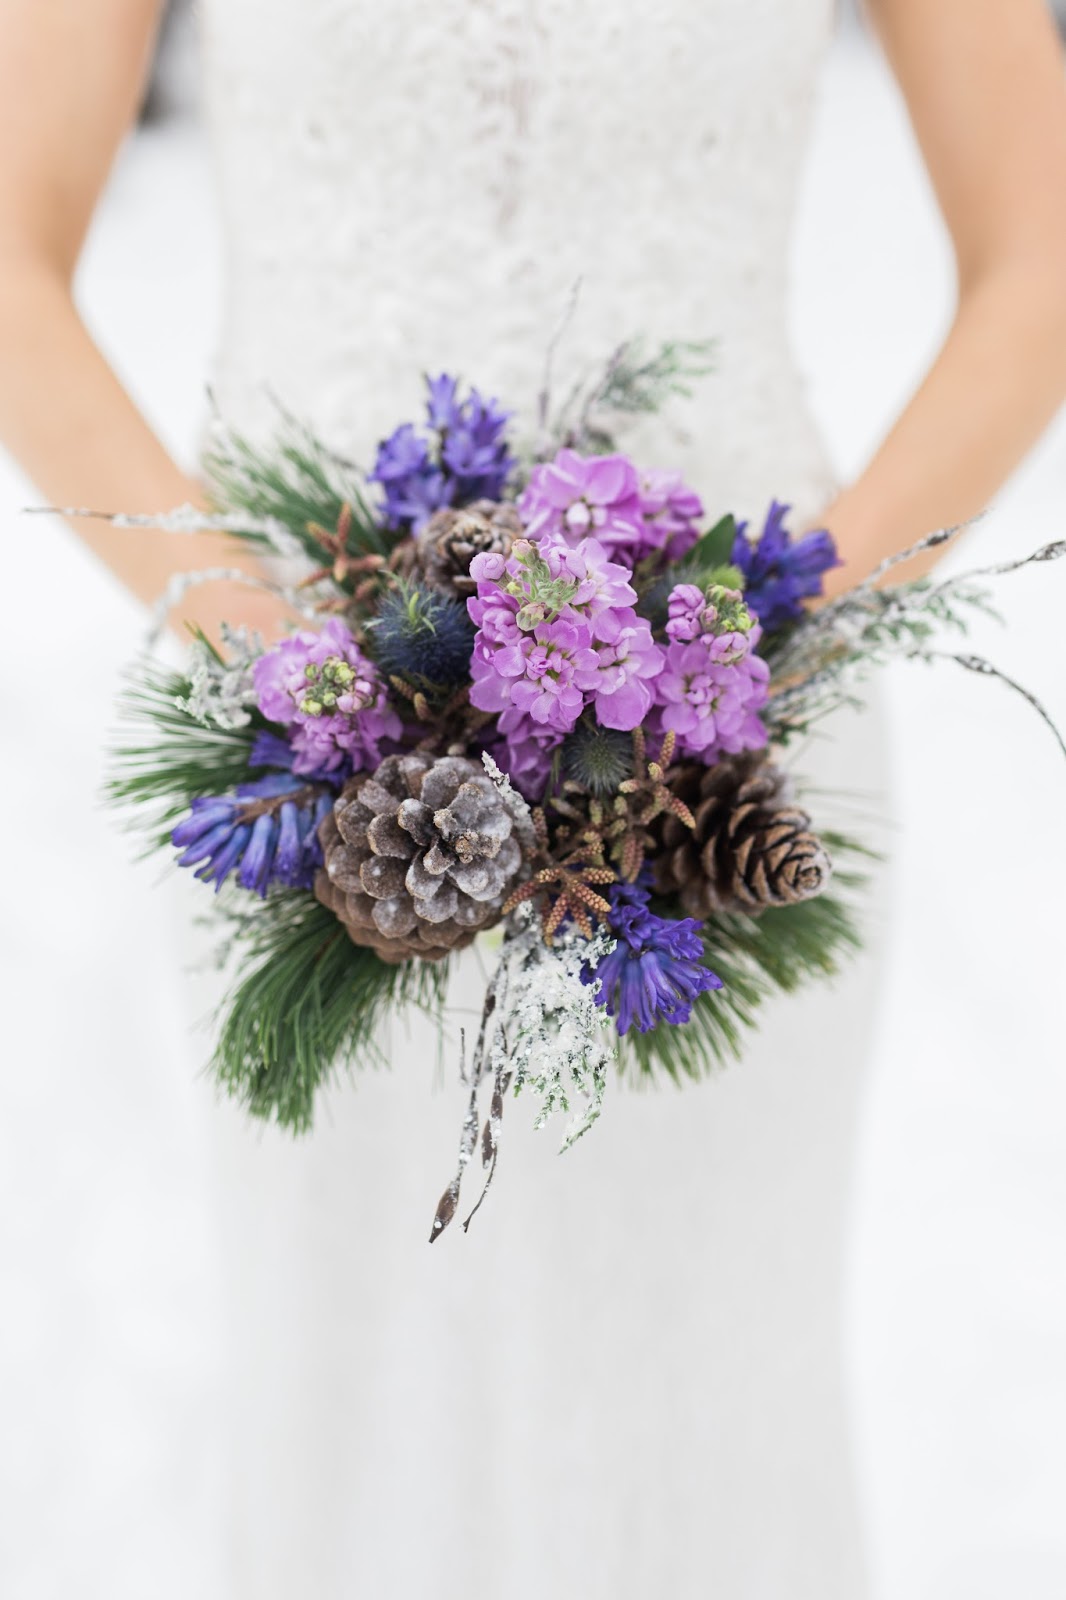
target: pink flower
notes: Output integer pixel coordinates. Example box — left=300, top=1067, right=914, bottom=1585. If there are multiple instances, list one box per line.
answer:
left=664, top=581, right=758, bottom=664
left=470, top=615, right=599, bottom=735
left=580, top=610, right=664, bottom=730
left=637, top=469, right=704, bottom=561
left=488, top=709, right=564, bottom=801
left=654, top=640, right=770, bottom=763
left=518, top=449, right=645, bottom=551
left=252, top=618, right=401, bottom=775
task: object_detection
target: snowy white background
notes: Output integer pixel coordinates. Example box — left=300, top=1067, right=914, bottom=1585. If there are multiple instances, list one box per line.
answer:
left=0, top=15, right=1064, bottom=1598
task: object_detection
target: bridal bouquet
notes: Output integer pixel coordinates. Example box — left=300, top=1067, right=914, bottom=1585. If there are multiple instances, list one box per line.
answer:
left=108, top=342, right=1063, bottom=1237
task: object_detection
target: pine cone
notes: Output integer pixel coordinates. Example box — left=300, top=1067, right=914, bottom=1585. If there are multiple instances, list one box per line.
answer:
left=315, top=752, right=524, bottom=963
left=654, top=752, right=832, bottom=917
left=414, top=500, right=522, bottom=598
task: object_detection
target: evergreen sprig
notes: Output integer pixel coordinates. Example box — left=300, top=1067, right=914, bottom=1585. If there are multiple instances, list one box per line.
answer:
left=205, top=411, right=390, bottom=566
left=548, top=337, right=715, bottom=456
left=620, top=830, right=872, bottom=1083
left=107, top=663, right=265, bottom=848
left=621, top=888, right=863, bottom=1082
left=211, top=894, right=450, bottom=1133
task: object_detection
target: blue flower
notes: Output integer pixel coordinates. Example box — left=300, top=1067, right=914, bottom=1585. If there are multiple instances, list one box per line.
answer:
left=172, top=757, right=335, bottom=897
left=731, top=500, right=840, bottom=632
left=368, top=422, right=451, bottom=532
left=424, top=373, right=463, bottom=431
left=369, top=375, right=516, bottom=533
left=440, top=389, right=513, bottom=501
left=581, top=883, right=722, bottom=1035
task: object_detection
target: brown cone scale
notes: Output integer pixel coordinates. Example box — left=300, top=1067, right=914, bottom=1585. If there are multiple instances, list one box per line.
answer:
left=411, top=500, right=522, bottom=598
left=654, top=752, right=832, bottom=917
left=315, top=752, right=524, bottom=963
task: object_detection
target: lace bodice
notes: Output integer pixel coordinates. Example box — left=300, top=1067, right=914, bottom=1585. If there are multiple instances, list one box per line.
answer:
left=201, top=0, right=836, bottom=520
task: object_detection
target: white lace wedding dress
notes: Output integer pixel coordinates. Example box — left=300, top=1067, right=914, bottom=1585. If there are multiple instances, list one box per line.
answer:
left=188, top=5, right=889, bottom=1597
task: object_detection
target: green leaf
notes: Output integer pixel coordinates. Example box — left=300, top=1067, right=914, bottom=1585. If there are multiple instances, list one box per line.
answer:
left=685, top=514, right=738, bottom=572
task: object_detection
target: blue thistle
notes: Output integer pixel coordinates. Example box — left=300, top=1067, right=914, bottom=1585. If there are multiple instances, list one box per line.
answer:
left=732, top=500, right=840, bottom=632
left=366, top=581, right=475, bottom=690
left=581, top=881, right=722, bottom=1035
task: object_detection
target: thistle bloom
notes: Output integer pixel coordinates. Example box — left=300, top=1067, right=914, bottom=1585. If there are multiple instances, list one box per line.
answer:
left=582, top=883, right=722, bottom=1035
left=253, top=618, right=401, bottom=776
left=172, top=772, right=333, bottom=896
left=731, top=500, right=840, bottom=631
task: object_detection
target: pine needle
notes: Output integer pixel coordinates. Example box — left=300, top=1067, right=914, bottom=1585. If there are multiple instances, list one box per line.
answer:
left=620, top=832, right=871, bottom=1083
left=107, top=662, right=264, bottom=849
left=205, top=410, right=389, bottom=564
left=211, top=895, right=450, bottom=1132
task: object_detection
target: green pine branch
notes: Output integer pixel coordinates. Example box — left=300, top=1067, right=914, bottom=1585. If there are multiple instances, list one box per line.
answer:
left=107, top=663, right=264, bottom=850
left=205, top=411, right=390, bottom=565
left=620, top=832, right=871, bottom=1084
left=211, top=894, right=450, bottom=1132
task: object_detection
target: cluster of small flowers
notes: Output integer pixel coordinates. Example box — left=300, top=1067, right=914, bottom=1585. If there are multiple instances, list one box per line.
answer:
left=172, top=734, right=337, bottom=897
left=467, top=536, right=663, bottom=737
left=468, top=448, right=774, bottom=782
left=654, top=582, right=771, bottom=762
left=581, top=878, right=722, bottom=1035
left=370, top=373, right=515, bottom=532
left=252, top=617, right=401, bottom=776
left=518, top=448, right=702, bottom=564
left=732, top=500, right=840, bottom=632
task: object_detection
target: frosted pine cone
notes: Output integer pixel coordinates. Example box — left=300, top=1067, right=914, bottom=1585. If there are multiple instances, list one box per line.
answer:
left=315, top=752, right=524, bottom=962
left=654, top=752, right=832, bottom=916
left=415, top=501, right=522, bottom=598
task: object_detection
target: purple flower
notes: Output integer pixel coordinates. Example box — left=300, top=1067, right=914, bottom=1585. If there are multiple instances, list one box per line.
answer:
left=487, top=708, right=564, bottom=801
left=652, top=581, right=769, bottom=761
left=253, top=618, right=401, bottom=776
left=424, top=373, right=463, bottom=431
left=732, top=500, right=840, bottom=631
left=440, top=388, right=514, bottom=500
left=581, top=607, right=663, bottom=730
left=172, top=772, right=333, bottom=897
left=665, top=581, right=756, bottom=663
left=519, top=449, right=645, bottom=552
left=370, top=375, right=516, bottom=532
left=368, top=422, right=451, bottom=532
left=470, top=614, right=599, bottom=734
left=654, top=639, right=770, bottom=762
left=581, top=882, right=722, bottom=1035
left=467, top=538, right=663, bottom=734
left=636, top=469, right=704, bottom=562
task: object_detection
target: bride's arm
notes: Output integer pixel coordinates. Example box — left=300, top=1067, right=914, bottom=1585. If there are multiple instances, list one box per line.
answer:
left=0, top=0, right=289, bottom=640
left=821, top=0, right=1066, bottom=593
